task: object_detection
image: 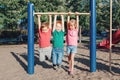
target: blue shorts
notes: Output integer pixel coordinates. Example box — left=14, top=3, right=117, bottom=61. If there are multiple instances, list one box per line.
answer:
left=67, top=45, right=77, bottom=54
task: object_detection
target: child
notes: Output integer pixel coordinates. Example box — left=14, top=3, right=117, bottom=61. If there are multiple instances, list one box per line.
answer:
left=66, top=13, right=79, bottom=75
left=52, top=14, right=65, bottom=70
left=37, top=15, right=52, bottom=62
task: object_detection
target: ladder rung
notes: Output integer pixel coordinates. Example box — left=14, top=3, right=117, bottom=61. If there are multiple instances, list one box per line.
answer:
left=111, top=44, right=120, bottom=46
left=111, top=29, right=118, bottom=31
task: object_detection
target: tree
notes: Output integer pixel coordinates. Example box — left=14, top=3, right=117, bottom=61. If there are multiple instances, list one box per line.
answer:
left=0, top=0, right=120, bottom=32
left=113, top=0, right=120, bottom=29
left=0, top=0, right=28, bottom=30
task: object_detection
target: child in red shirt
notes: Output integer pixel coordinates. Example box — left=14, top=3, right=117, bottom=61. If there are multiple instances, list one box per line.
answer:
left=37, top=15, right=52, bottom=62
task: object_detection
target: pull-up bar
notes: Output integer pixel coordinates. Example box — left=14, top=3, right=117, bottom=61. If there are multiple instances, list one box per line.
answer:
left=34, top=12, right=90, bottom=15
left=27, top=0, right=96, bottom=75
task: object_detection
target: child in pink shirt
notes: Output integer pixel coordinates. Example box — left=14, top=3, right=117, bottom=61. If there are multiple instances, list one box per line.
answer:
left=66, top=13, right=79, bottom=75
left=37, top=15, right=52, bottom=62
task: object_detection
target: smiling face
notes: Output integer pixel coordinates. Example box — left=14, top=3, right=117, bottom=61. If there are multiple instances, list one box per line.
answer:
left=41, top=22, right=49, bottom=32
left=68, top=19, right=76, bottom=30
left=69, top=23, right=75, bottom=30
left=55, top=21, right=62, bottom=32
left=56, top=23, right=62, bottom=32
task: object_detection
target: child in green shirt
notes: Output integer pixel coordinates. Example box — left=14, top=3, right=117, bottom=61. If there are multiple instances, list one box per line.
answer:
left=52, top=14, right=65, bottom=70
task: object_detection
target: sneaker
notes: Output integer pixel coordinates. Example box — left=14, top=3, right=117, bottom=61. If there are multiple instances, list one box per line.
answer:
left=57, top=65, right=64, bottom=73
left=57, top=65, right=62, bottom=68
left=53, top=65, right=57, bottom=70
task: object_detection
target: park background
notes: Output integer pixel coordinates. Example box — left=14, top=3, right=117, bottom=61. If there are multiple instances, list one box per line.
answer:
left=0, top=0, right=120, bottom=44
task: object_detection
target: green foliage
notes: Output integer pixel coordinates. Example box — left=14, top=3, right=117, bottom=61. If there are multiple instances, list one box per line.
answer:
left=0, top=0, right=120, bottom=33
left=112, top=0, right=120, bottom=29
left=96, top=0, right=120, bottom=32
left=0, top=0, right=28, bottom=30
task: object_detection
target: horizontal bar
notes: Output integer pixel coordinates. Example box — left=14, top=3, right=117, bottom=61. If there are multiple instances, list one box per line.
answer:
left=111, top=44, right=120, bottom=46
left=34, top=12, right=90, bottom=15
left=112, top=29, right=118, bottom=31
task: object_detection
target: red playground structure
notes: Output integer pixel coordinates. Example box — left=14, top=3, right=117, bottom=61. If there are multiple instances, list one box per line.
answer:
left=97, top=30, right=120, bottom=49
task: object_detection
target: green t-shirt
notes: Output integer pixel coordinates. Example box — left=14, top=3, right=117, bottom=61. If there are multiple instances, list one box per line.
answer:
left=52, top=30, right=64, bottom=48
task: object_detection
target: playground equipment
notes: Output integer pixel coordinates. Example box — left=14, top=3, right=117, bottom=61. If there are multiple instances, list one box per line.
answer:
left=109, top=0, right=120, bottom=73
left=98, top=0, right=120, bottom=74
left=97, top=30, right=120, bottom=49
left=27, top=0, right=96, bottom=75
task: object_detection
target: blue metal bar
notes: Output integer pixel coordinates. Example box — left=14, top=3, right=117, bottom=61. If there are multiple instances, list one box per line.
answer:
left=28, top=2, right=34, bottom=74
left=90, top=0, right=96, bottom=72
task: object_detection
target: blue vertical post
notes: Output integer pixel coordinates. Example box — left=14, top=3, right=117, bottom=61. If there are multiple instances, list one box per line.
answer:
left=90, top=0, right=96, bottom=72
left=28, top=2, right=34, bottom=74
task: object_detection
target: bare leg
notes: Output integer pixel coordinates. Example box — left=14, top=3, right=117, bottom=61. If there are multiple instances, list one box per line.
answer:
left=71, top=53, right=75, bottom=74
left=68, top=54, right=72, bottom=72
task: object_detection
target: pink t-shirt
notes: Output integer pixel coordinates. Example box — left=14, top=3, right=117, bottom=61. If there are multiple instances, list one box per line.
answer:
left=66, top=29, right=78, bottom=46
left=38, top=29, right=51, bottom=48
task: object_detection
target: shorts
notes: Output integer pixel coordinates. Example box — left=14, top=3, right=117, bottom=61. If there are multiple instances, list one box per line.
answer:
left=38, top=46, right=52, bottom=62
left=67, top=45, right=77, bottom=54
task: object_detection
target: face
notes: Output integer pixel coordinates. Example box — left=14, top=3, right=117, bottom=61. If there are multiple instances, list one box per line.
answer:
left=69, top=23, right=75, bottom=30
left=56, top=23, right=62, bottom=31
left=41, top=26, right=49, bottom=32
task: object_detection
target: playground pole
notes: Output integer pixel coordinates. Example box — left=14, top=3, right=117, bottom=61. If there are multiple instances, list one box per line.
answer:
left=28, top=2, right=34, bottom=74
left=90, top=0, right=96, bottom=72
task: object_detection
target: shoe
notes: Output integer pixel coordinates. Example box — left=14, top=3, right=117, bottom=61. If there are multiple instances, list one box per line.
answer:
left=45, top=56, right=48, bottom=60
left=53, top=65, right=57, bottom=70
left=57, top=65, right=62, bottom=68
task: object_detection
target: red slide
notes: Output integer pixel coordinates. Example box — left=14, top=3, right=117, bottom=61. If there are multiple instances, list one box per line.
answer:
left=97, top=30, right=120, bottom=49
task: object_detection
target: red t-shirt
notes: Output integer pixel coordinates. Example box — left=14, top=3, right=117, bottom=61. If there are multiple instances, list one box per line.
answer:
left=38, top=29, right=51, bottom=48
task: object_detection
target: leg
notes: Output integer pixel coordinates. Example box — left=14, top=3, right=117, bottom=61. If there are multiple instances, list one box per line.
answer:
left=70, top=53, right=75, bottom=74
left=46, top=46, right=52, bottom=60
left=57, top=50, right=63, bottom=66
left=70, top=46, right=77, bottom=74
left=68, top=54, right=72, bottom=72
left=52, top=48, right=57, bottom=66
left=67, top=46, right=71, bottom=71
left=52, top=49, right=58, bottom=70
left=39, top=48, right=45, bottom=62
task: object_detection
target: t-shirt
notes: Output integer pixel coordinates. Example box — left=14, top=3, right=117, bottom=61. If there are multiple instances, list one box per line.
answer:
left=38, top=29, right=51, bottom=48
left=66, top=29, right=78, bottom=46
left=52, top=30, right=64, bottom=48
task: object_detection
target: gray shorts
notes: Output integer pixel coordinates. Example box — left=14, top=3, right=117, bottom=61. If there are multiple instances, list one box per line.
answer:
left=38, top=46, right=52, bottom=62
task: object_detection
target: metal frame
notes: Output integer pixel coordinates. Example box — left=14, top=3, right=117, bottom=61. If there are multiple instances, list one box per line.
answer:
left=34, top=12, right=90, bottom=15
left=27, top=0, right=96, bottom=75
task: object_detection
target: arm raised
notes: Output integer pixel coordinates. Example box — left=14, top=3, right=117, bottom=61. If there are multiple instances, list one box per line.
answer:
left=53, top=15, right=57, bottom=32
left=61, top=15, right=64, bottom=32
left=48, top=15, right=52, bottom=29
left=76, top=12, right=79, bottom=30
left=37, top=15, right=41, bottom=30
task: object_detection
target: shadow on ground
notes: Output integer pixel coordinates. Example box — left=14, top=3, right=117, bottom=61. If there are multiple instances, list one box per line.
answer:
left=75, top=53, right=120, bottom=74
left=11, top=51, right=53, bottom=73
